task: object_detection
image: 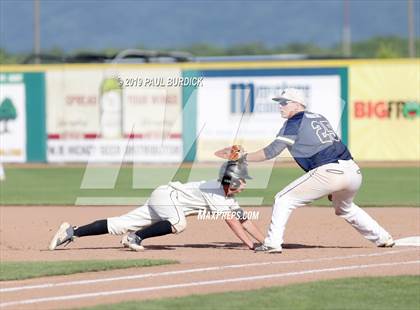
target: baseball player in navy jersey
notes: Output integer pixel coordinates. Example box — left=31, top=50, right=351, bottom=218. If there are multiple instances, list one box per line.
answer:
left=49, top=161, right=265, bottom=251
left=216, top=88, right=394, bottom=253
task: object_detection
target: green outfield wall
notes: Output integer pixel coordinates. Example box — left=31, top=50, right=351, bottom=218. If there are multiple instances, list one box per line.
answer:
left=0, top=59, right=418, bottom=162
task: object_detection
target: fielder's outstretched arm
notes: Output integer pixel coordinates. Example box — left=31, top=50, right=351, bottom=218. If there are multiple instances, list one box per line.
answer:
left=245, top=139, right=288, bottom=162
left=214, top=140, right=287, bottom=162
left=214, top=146, right=267, bottom=161
left=244, top=149, right=267, bottom=162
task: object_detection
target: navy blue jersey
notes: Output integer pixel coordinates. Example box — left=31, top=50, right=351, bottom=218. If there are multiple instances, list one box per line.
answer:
left=263, top=111, right=352, bottom=172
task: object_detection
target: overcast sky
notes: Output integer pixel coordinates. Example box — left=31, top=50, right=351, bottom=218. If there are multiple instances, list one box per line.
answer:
left=1, top=0, right=418, bottom=53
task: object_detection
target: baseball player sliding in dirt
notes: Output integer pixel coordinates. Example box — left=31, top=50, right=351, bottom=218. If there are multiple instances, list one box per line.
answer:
left=215, top=88, right=394, bottom=253
left=49, top=161, right=264, bottom=251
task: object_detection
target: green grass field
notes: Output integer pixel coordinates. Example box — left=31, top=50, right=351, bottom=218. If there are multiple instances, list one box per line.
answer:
left=80, top=275, right=420, bottom=310
left=0, top=166, right=418, bottom=206
left=0, top=259, right=177, bottom=281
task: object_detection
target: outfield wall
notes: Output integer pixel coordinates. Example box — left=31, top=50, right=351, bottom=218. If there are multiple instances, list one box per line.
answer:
left=0, top=59, right=418, bottom=163
left=45, top=67, right=182, bottom=162
left=183, top=67, right=347, bottom=162
left=349, top=62, right=419, bottom=161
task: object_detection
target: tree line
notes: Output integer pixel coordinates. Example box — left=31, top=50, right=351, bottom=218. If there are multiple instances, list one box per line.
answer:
left=0, top=36, right=418, bottom=64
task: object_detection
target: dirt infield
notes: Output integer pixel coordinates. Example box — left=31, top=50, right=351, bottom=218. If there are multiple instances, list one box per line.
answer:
left=0, top=206, right=419, bottom=309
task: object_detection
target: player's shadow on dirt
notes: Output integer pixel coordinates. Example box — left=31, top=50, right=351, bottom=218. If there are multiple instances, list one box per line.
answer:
left=283, top=243, right=361, bottom=249
left=144, top=242, right=361, bottom=250
left=42, top=246, right=123, bottom=251
left=144, top=242, right=247, bottom=250
left=43, top=243, right=361, bottom=251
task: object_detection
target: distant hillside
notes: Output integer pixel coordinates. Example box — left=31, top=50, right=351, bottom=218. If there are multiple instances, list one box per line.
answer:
left=0, top=0, right=419, bottom=53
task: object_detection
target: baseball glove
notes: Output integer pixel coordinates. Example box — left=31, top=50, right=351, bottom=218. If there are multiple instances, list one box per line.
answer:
left=214, top=145, right=246, bottom=161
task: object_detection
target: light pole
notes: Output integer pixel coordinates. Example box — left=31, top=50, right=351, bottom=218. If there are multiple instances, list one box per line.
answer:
left=408, top=0, right=415, bottom=58
left=342, top=0, right=351, bottom=57
left=34, top=0, right=41, bottom=63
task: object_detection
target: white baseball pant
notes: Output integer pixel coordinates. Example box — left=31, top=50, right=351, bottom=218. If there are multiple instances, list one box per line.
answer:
left=107, top=185, right=187, bottom=235
left=265, top=159, right=392, bottom=248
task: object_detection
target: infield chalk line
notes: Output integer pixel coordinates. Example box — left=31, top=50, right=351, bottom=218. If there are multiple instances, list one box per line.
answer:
left=0, top=248, right=416, bottom=293
left=395, top=236, right=420, bottom=247
left=1, top=260, right=419, bottom=308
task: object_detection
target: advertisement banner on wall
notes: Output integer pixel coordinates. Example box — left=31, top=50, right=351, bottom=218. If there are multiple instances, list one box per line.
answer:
left=193, top=68, right=347, bottom=161
left=46, top=68, right=183, bottom=162
left=349, top=62, right=420, bottom=161
left=0, top=73, right=27, bottom=162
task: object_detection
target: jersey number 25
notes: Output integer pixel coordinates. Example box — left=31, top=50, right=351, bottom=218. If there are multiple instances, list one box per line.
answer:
left=311, top=120, right=339, bottom=144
